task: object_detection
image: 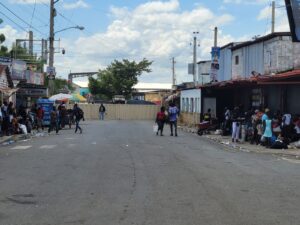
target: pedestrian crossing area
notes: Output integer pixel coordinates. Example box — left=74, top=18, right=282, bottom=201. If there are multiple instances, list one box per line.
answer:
left=11, top=145, right=57, bottom=150
left=9, top=142, right=97, bottom=150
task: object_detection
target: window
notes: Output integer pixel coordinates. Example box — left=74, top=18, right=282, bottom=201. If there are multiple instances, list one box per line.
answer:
left=186, top=98, right=189, bottom=112
left=235, top=55, right=239, bottom=65
left=191, top=98, right=194, bottom=113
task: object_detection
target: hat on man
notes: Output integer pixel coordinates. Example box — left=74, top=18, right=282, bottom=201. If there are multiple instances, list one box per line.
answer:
left=265, top=108, right=270, bottom=113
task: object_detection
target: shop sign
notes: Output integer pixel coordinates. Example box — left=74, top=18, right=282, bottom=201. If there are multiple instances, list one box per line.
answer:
left=25, top=70, right=45, bottom=85
left=18, top=88, right=47, bottom=97
left=47, top=66, right=56, bottom=80
left=0, top=57, right=12, bottom=65
left=12, top=59, right=26, bottom=80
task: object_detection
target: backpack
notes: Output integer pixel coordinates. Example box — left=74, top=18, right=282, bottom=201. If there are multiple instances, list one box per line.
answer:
left=78, top=108, right=84, bottom=119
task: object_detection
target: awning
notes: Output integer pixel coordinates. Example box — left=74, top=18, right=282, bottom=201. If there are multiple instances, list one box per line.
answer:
left=256, top=69, right=300, bottom=84
left=200, top=70, right=300, bottom=89
left=0, top=87, right=19, bottom=96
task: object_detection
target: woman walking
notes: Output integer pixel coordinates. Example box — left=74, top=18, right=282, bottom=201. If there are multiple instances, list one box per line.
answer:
left=263, top=111, right=273, bottom=147
left=156, top=106, right=166, bottom=136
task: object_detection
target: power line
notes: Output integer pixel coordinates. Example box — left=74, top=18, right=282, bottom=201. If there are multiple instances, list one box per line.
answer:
left=0, top=11, right=28, bottom=33
left=0, top=2, right=47, bottom=37
left=29, top=0, right=37, bottom=30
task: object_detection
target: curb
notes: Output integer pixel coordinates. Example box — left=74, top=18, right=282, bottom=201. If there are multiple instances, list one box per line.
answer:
left=0, top=131, right=47, bottom=147
left=178, top=125, right=300, bottom=160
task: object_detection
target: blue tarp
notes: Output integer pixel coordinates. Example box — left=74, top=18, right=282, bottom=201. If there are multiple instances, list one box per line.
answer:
left=37, top=99, right=54, bottom=126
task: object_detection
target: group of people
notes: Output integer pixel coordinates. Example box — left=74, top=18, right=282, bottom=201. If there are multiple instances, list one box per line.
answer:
left=221, top=106, right=300, bottom=148
left=48, top=103, right=84, bottom=134
left=155, top=102, right=180, bottom=137
left=0, top=100, right=84, bottom=137
left=0, top=101, right=41, bottom=136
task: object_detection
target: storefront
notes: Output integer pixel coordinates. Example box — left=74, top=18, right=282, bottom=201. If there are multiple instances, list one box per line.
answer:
left=16, top=83, right=48, bottom=108
left=201, top=70, right=300, bottom=120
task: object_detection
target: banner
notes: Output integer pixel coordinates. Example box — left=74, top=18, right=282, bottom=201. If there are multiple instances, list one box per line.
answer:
left=285, top=0, right=300, bottom=42
left=12, top=59, right=26, bottom=80
left=25, top=70, right=45, bottom=85
left=210, top=47, right=220, bottom=82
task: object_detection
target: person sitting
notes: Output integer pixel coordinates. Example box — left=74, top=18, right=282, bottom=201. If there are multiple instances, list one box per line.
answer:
left=203, top=108, right=212, bottom=123
left=293, top=114, right=300, bottom=141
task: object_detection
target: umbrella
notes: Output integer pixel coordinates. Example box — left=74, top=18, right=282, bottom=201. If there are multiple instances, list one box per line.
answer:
left=49, top=93, right=72, bottom=101
left=72, top=93, right=87, bottom=102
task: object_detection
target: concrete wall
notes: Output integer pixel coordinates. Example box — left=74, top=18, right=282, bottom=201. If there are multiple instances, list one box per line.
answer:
left=180, top=89, right=201, bottom=113
left=232, top=36, right=300, bottom=79
left=264, top=36, right=294, bottom=74
left=74, top=104, right=160, bottom=120
left=179, top=112, right=200, bottom=127
left=198, top=61, right=211, bottom=85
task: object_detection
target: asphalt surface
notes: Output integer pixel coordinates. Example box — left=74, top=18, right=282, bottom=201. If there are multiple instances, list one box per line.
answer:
left=0, top=120, right=300, bottom=225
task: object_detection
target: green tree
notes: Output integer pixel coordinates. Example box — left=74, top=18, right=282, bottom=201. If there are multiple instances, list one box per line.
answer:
left=89, top=58, right=152, bottom=100
left=0, top=19, right=9, bottom=57
left=44, top=77, right=75, bottom=95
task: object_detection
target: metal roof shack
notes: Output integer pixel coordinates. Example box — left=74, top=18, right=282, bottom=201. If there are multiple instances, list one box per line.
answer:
left=231, top=32, right=291, bottom=51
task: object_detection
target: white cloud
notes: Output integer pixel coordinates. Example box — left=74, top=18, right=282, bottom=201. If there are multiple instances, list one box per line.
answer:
left=53, top=0, right=237, bottom=84
left=0, top=25, right=27, bottom=48
left=224, top=0, right=269, bottom=4
left=62, top=0, right=89, bottom=10
left=257, top=5, right=290, bottom=33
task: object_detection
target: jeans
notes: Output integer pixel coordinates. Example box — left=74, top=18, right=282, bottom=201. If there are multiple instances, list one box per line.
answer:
left=232, top=122, right=240, bottom=141
left=99, top=112, right=105, bottom=120
left=157, top=121, right=165, bottom=135
left=75, top=119, right=82, bottom=133
left=170, top=120, right=177, bottom=136
left=48, top=121, right=59, bottom=134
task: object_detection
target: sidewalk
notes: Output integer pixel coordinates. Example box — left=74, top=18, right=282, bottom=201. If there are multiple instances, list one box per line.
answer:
left=0, top=131, right=48, bottom=146
left=179, top=126, right=300, bottom=160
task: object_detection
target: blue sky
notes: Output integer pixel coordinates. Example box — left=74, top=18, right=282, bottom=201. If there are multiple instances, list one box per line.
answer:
left=0, top=0, right=290, bottom=84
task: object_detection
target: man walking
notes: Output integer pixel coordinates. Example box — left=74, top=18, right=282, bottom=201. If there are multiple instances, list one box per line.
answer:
left=48, top=106, right=59, bottom=134
left=168, top=102, right=179, bottom=136
left=73, top=104, right=83, bottom=134
left=99, top=103, right=106, bottom=120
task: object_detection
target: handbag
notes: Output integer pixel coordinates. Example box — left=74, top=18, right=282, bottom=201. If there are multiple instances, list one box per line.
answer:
left=153, top=124, right=158, bottom=133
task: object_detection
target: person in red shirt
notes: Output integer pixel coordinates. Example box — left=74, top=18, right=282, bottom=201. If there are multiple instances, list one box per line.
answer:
left=156, top=106, right=166, bottom=136
left=36, top=106, right=45, bottom=132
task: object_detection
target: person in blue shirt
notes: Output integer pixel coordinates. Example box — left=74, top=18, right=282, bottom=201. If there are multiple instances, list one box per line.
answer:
left=168, top=102, right=179, bottom=136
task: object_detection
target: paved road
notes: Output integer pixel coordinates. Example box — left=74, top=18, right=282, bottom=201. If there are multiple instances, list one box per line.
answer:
left=0, top=120, right=300, bottom=225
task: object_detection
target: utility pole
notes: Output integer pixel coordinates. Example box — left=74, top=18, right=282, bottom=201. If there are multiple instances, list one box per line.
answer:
left=214, top=27, right=218, bottom=47
left=271, top=1, right=275, bottom=33
left=193, top=32, right=199, bottom=86
left=29, top=31, right=33, bottom=56
left=211, top=27, right=219, bottom=82
left=172, top=57, right=176, bottom=86
left=49, top=0, right=55, bottom=70
left=48, top=0, right=57, bottom=95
